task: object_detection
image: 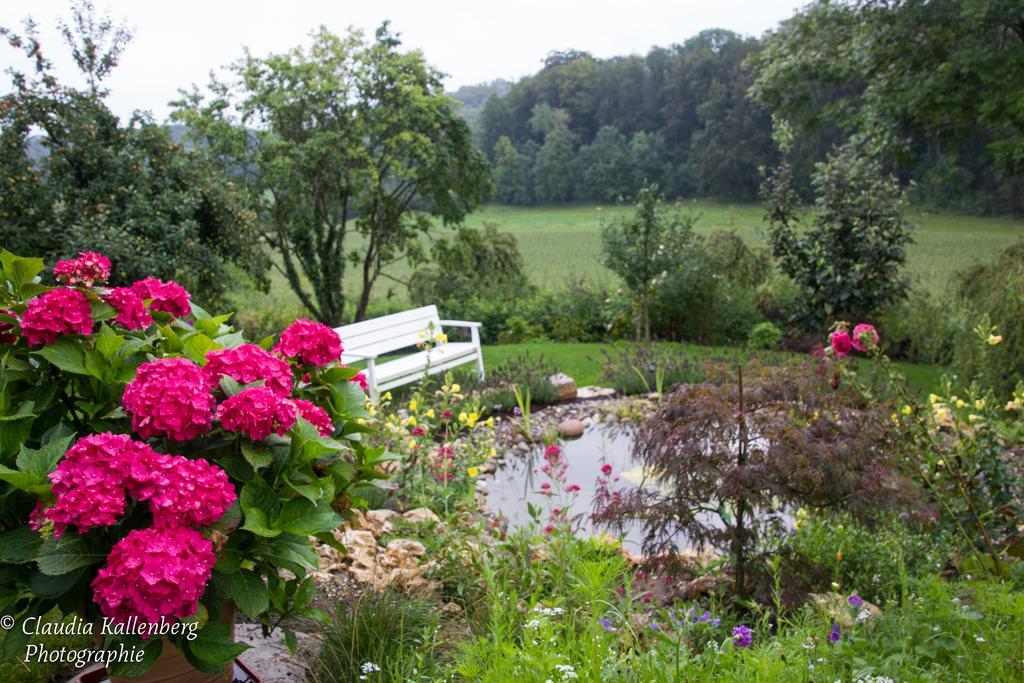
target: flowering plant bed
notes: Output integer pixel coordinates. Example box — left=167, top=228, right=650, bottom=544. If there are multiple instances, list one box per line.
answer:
left=0, top=251, right=387, bottom=677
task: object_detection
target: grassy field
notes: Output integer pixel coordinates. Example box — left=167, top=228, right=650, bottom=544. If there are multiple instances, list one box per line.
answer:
left=482, top=340, right=945, bottom=394
left=230, top=201, right=1024, bottom=320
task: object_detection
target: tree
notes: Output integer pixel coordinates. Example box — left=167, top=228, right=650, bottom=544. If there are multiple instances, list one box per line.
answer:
left=599, top=183, right=697, bottom=341
left=529, top=104, right=577, bottom=204
left=0, top=1, right=268, bottom=305
left=762, top=124, right=913, bottom=326
left=492, top=136, right=533, bottom=204
left=749, top=0, right=1024, bottom=176
left=174, top=24, right=492, bottom=325
left=576, top=126, right=631, bottom=200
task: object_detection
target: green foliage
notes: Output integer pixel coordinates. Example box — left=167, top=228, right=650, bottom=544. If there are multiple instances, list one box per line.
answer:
left=746, top=322, right=783, bottom=350
left=409, top=222, right=533, bottom=309
left=750, top=0, right=1024, bottom=178
left=600, top=184, right=699, bottom=341
left=312, top=591, right=442, bottom=683
left=173, top=23, right=492, bottom=325
left=764, top=129, right=913, bottom=326
left=953, top=240, right=1024, bottom=395
left=598, top=344, right=704, bottom=396
left=0, top=250, right=385, bottom=676
left=453, top=353, right=559, bottom=413
left=491, top=135, right=533, bottom=205
left=0, top=3, right=268, bottom=307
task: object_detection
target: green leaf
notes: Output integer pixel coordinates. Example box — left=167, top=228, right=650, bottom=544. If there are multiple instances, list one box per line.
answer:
left=0, top=527, right=43, bottom=563
left=241, top=443, right=273, bottom=470
left=183, top=333, right=222, bottom=364
left=32, top=338, right=93, bottom=376
left=16, top=432, right=74, bottom=477
left=0, top=465, right=48, bottom=494
left=29, top=567, right=87, bottom=598
left=276, top=498, right=342, bottom=536
left=0, top=250, right=44, bottom=289
left=183, top=622, right=249, bottom=671
left=35, top=535, right=107, bottom=575
left=241, top=507, right=280, bottom=538
left=95, top=330, right=126, bottom=360
left=107, top=636, right=163, bottom=677
left=229, top=570, right=269, bottom=618
left=262, top=533, right=319, bottom=574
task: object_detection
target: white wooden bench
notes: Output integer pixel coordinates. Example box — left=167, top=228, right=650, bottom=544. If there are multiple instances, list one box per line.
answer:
left=334, top=305, right=484, bottom=396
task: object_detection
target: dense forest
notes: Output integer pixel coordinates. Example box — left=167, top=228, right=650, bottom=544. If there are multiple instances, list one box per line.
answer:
left=457, top=6, right=1024, bottom=213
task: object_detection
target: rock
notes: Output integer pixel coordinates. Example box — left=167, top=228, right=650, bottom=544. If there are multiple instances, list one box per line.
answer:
left=557, top=418, right=586, bottom=439
left=403, top=507, right=440, bottom=525
left=548, top=373, right=578, bottom=401
left=678, top=574, right=718, bottom=599
left=810, top=592, right=882, bottom=629
left=441, top=602, right=463, bottom=616
left=578, top=386, right=616, bottom=399
left=365, top=509, right=399, bottom=535
left=236, top=624, right=316, bottom=682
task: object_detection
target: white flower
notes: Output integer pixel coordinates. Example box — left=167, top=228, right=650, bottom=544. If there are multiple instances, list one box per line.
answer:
left=360, top=662, right=381, bottom=674
left=555, top=663, right=578, bottom=680
left=856, top=608, right=872, bottom=623
left=975, top=635, right=986, bottom=643
left=524, top=619, right=542, bottom=630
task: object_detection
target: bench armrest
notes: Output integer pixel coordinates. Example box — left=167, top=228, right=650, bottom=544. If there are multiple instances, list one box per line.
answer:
left=440, top=319, right=482, bottom=329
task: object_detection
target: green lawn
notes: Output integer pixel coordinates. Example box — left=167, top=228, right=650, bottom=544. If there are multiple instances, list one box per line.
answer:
left=482, top=340, right=944, bottom=394
left=230, top=202, right=1024, bottom=321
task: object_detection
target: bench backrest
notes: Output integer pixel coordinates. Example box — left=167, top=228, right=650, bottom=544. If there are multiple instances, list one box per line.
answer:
left=335, top=305, right=442, bottom=364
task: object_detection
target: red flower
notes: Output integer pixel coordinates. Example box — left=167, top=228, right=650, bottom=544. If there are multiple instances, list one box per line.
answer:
left=830, top=330, right=853, bottom=358
left=130, top=277, right=191, bottom=318
left=292, top=398, right=334, bottom=437
left=217, top=386, right=297, bottom=441
left=274, top=318, right=342, bottom=367
left=350, top=371, right=368, bottom=392
left=122, top=358, right=215, bottom=442
left=20, top=288, right=93, bottom=346
left=54, top=251, right=110, bottom=286
left=103, top=287, right=153, bottom=330
left=851, top=323, right=879, bottom=352
left=204, top=343, right=293, bottom=396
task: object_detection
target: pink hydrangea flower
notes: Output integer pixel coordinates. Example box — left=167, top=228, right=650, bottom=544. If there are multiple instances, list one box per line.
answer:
left=830, top=330, right=853, bottom=358
left=217, top=386, right=297, bottom=441
left=122, top=358, right=215, bottom=442
left=851, top=323, right=879, bottom=352
left=142, top=456, right=236, bottom=528
left=20, top=288, right=93, bottom=346
left=274, top=318, right=342, bottom=367
left=350, top=371, right=368, bottom=393
left=292, top=398, right=334, bottom=436
left=44, top=434, right=147, bottom=536
left=103, top=287, right=153, bottom=330
left=91, top=526, right=216, bottom=625
left=204, top=344, right=293, bottom=396
left=53, top=251, right=111, bottom=287
left=130, top=277, right=191, bottom=318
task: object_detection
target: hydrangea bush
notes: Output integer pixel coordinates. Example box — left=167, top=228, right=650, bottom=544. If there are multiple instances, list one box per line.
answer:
left=0, top=250, right=388, bottom=675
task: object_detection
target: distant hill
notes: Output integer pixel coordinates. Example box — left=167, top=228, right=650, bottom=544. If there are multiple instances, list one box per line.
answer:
left=447, top=79, right=512, bottom=134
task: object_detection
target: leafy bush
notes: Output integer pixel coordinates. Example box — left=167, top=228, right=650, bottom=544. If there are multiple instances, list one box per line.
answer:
left=598, top=344, right=705, bottom=396
left=312, top=591, right=442, bottom=683
left=746, top=322, right=783, bottom=350
left=876, top=292, right=957, bottom=364
left=453, top=353, right=559, bottom=412
left=0, top=250, right=383, bottom=676
left=790, top=512, right=951, bottom=605
left=410, top=222, right=534, bottom=308
left=594, top=359, right=919, bottom=593
left=953, top=240, right=1024, bottom=395
left=763, top=126, right=913, bottom=326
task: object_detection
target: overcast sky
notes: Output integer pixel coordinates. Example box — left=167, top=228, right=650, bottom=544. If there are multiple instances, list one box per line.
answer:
left=0, top=0, right=802, bottom=123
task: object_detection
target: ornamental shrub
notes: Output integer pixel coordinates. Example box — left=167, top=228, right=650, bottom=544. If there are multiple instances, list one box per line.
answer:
left=0, top=249, right=385, bottom=676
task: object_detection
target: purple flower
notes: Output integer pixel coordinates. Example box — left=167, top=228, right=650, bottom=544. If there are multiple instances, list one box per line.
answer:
left=697, top=610, right=713, bottom=623
left=848, top=593, right=864, bottom=608
left=513, top=406, right=522, bottom=416
left=711, top=617, right=721, bottom=627
left=649, top=621, right=660, bottom=632
left=732, top=624, right=752, bottom=648
left=828, top=623, right=841, bottom=643
left=599, top=616, right=615, bottom=631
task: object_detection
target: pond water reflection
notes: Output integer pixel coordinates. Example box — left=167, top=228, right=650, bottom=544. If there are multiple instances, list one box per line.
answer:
left=484, top=425, right=653, bottom=552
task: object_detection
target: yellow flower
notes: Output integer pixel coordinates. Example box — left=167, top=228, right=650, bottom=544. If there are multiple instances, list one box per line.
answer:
left=409, top=399, right=418, bottom=411
left=384, top=391, right=392, bottom=401
left=451, top=383, right=461, bottom=393
left=488, top=447, right=497, bottom=458
left=831, top=581, right=841, bottom=590
left=968, top=413, right=983, bottom=423
left=974, top=399, right=985, bottom=410
left=901, top=405, right=913, bottom=416
left=405, top=416, right=417, bottom=427
left=468, top=412, right=478, bottom=422
left=458, top=412, right=468, bottom=423
left=955, top=399, right=967, bottom=409
left=367, top=405, right=377, bottom=417
left=928, top=393, right=939, bottom=404
left=987, top=334, right=1003, bottom=346
left=435, top=332, right=448, bottom=344
left=1006, top=399, right=1023, bottom=412
left=936, top=459, right=945, bottom=468
left=811, top=411, right=819, bottom=420
left=425, top=408, right=436, bottom=419
left=891, top=413, right=900, bottom=423
left=467, top=466, right=479, bottom=477
left=795, top=508, right=808, bottom=518
left=485, top=417, right=495, bottom=427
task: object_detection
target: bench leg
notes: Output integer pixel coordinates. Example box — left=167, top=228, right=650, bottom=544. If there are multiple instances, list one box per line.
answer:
left=366, top=358, right=379, bottom=399
left=471, top=327, right=485, bottom=381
